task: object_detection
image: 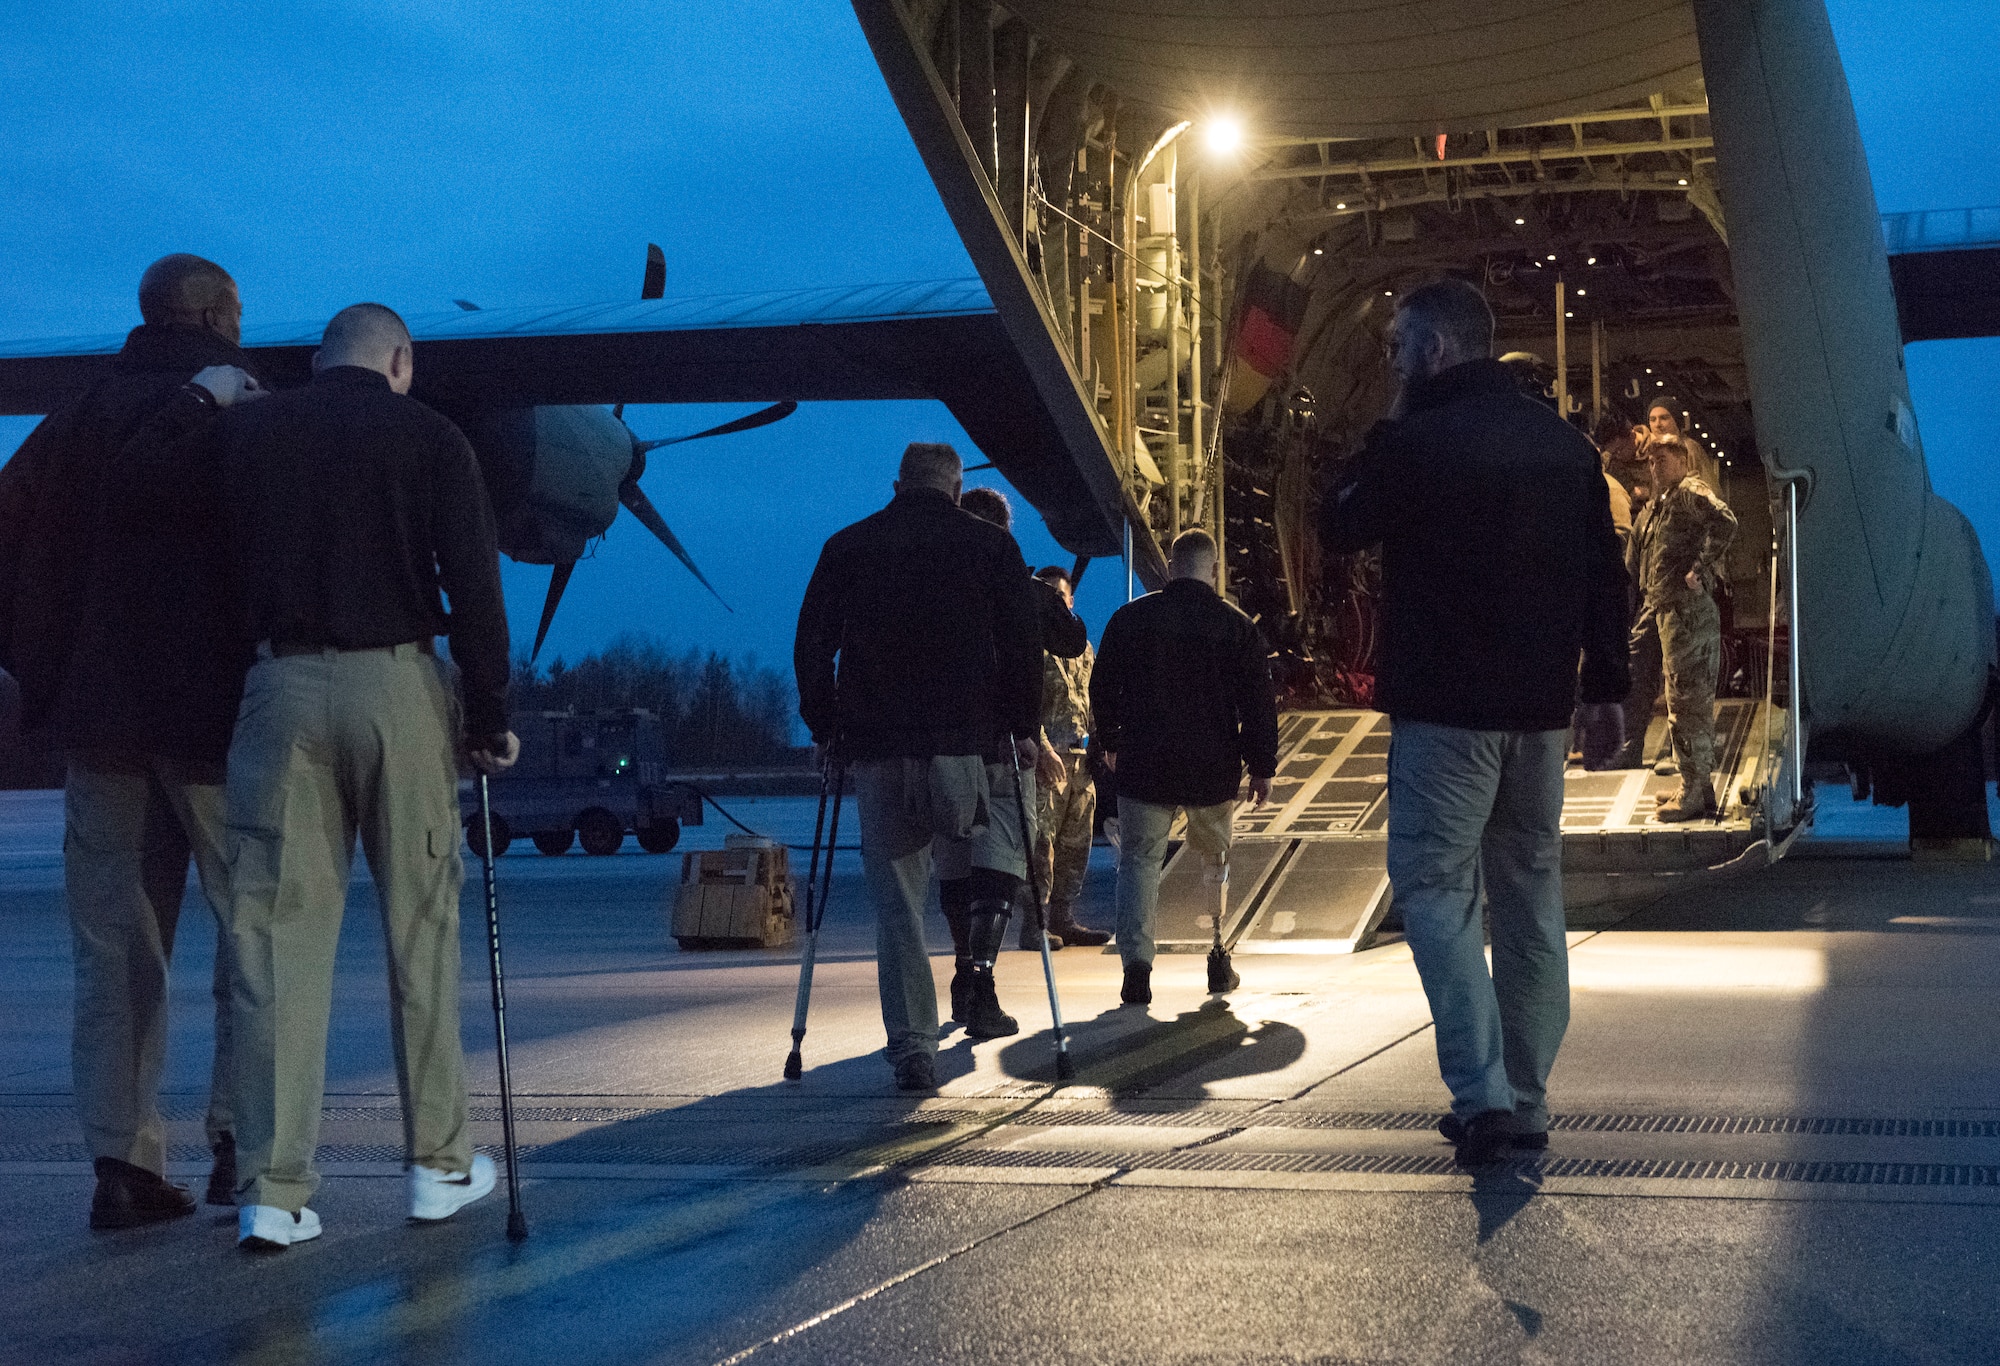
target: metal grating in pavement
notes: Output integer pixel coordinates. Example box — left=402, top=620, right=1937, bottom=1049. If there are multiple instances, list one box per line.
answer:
left=919, top=1147, right=2000, bottom=1186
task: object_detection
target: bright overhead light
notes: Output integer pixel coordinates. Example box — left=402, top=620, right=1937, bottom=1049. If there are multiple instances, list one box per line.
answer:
left=1204, top=117, right=1244, bottom=155
left=1312, top=247, right=1323, bottom=255
left=1645, top=367, right=1652, bottom=373
left=1677, top=177, right=1689, bottom=186
left=1576, top=288, right=1586, bottom=296
left=1335, top=201, right=1347, bottom=210
left=1587, top=256, right=1597, bottom=265
left=1546, top=254, right=1557, bottom=261
left=1657, top=380, right=1665, bottom=387
left=1565, top=311, right=1575, bottom=318
left=1514, top=217, right=1526, bottom=225
left=1383, top=290, right=1393, bottom=296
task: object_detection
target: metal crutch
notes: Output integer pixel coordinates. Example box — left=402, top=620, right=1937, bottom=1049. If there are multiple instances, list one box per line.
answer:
left=783, top=756, right=844, bottom=1080
left=1007, top=736, right=1076, bottom=1081
left=476, top=773, right=528, bottom=1242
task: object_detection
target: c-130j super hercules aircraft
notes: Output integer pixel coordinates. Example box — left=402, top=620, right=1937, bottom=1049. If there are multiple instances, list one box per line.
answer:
left=0, top=0, right=1996, bottom=930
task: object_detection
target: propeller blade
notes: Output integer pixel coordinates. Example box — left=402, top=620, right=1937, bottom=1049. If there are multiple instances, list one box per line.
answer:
left=642, top=243, right=666, bottom=301
left=453, top=299, right=481, bottom=311
left=612, top=404, right=625, bottom=422
left=619, top=484, right=733, bottom=612
left=633, top=400, right=798, bottom=453
left=531, top=561, right=576, bottom=663
left=1070, top=554, right=1091, bottom=588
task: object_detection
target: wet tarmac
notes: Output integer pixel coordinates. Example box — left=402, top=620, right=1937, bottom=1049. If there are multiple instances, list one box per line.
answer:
left=4, top=786, right=2000, bottom=1364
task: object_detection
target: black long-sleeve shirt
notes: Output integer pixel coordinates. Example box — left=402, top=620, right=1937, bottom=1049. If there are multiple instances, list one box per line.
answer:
left=122, top=366, right=510, bottom=741
left=1090, top=578, right=1280, bottom=808
left=794, top=486, right=1041, bottom=760
left=1320, top=358, right=1630, bottom=731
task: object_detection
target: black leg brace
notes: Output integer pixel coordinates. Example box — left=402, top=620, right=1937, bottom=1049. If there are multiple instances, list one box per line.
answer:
left=966, top=867, right=1023, bottom=968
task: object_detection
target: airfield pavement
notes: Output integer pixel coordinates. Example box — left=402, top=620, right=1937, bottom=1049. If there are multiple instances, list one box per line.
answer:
left=4, top=784, right=2000, bottom=1365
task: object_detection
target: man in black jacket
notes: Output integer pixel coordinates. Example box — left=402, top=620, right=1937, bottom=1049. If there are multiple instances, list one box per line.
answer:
left=0, top=254, right=257, bottom=1229
left=1091, top=529, right=1279, bottom=1006
left=123, top=303, right=516, bottom=1250
left=794, top=443, right=1043, bottom=1091
left=1320, top=277, right=1629, bottom=1167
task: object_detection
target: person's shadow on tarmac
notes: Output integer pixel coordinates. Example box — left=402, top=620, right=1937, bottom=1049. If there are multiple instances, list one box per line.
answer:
left=991, top=992, right=1307, bottom=1094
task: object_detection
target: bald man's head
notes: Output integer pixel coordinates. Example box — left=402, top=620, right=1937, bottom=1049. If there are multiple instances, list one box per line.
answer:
left=138, top=254, right=240, bottom=343
left=315, top=303, right=414, bottom=393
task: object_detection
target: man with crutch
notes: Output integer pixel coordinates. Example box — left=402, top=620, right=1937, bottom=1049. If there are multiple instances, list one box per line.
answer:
left=793, top=443, right=1044, bottom=1093
left=1092, top=530, right=1278, bottom=1007
left=122, top=304, right=518, bottom=1248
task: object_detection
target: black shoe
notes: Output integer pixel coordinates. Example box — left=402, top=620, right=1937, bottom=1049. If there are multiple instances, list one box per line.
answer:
left=1438, top=1114, right=1549, bottom=1152
left=207, top=1133, right=237, bottom=1206
left=948, top=960, right=973, bottom=1023
left=1206, top=947, right=1240, bottom=994
left=90, top=1157, right=196, bottom=1231
left=1047, top=902, right=1110, bottom=948
left=1450, top=1110, right=1516, bottom=1169
left=1120, top=962, right=1152, bottom=1005
left=963, top=969, right=1020, bottom=1040
left=893, top=1053, right=937, bottom=1092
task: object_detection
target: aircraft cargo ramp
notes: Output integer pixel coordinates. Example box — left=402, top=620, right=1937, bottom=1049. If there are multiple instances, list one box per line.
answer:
left=1144, top=702, right=1782, bottom=957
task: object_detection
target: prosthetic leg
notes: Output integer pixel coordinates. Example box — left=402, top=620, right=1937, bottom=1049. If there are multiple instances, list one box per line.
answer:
left=1204, top=854, right=1240, bottom=995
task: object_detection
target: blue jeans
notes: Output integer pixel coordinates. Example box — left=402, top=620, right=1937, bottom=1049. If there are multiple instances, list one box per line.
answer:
left=1386, top=720, right=1569, bottom=1129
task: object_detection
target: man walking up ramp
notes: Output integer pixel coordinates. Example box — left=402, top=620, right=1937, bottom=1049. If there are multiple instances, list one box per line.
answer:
left=794, top=443, right=1044, bottom=1092
left=1319, top=278, right=1630, bottom=1167
left=1090, top=530, right=1279, bottom=1007
left=123, top=304, right=518, bottom=1247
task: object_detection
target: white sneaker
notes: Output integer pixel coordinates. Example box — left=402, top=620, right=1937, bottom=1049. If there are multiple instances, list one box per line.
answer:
left=409, top=1153, right=496, bottom=1222
left=238, top=1204, right=322, bottom=1250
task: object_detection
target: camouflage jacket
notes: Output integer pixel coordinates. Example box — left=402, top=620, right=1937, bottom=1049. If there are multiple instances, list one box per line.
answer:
left=1632, top=474, right=1737, bottom=606
left=1041, top=642, right=1093, bottom=751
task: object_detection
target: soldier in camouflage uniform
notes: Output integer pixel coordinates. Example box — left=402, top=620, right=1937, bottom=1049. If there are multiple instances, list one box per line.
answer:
left=1618, top=435, right=1738, bottom=819
left=1030, top=568, right=1111, bottom=948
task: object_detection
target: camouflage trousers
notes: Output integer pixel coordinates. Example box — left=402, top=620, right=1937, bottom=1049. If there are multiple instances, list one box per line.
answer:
left=1034, top=749, right=1096, bottom=907
left=1622, top=593, right=1721, bottom=801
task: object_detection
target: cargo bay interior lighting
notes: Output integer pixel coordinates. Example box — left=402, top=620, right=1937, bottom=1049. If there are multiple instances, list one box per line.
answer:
left=1204, top=116, right=1244, bottom=155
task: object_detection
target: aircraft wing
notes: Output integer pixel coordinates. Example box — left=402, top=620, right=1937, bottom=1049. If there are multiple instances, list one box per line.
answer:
left=1882, top=208, right=2000, bottom=343
left=0, top=278, right=1122, bottom=556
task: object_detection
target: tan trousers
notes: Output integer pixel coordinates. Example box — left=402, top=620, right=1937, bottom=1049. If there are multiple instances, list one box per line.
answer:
left=225, top=643, right=471, bottom=1211
left=65, top=752, right=233, bottom=1173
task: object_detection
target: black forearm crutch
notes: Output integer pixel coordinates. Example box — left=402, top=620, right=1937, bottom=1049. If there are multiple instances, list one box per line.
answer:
left=783, top=755, right=844, bottom=1081
left=1008, top=736, right=1076, bottom=1081
left=477, top=773, right=528, bottom=1242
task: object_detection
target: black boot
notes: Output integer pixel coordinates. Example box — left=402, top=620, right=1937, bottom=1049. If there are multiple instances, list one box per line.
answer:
left=1047, top=898, right=1109, bottom=948
left=949, top=957, right=974, bottom=1023
left=90, top=1157, right=196, bottom=1231
left=963, top=966, right=1019, bottom=1039
left=207, top=1133, right=236, bottom=1206
left=1120, top=961, right=1152, bottom=1005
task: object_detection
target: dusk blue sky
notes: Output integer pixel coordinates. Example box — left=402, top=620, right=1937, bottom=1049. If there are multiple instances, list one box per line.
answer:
left=3, top=2, right=1996, bottom=674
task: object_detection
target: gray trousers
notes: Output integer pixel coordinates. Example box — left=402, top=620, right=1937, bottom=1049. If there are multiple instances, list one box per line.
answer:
left=1385, top=720, right=1570, bottom=1130
left=852, top=755, right=1031, bottom=1064
left=225, top=643, right=471, bottom=1211
left=1114, top=797, right=1233, bottom=969
left=66, top=752, right=234, bottom=1173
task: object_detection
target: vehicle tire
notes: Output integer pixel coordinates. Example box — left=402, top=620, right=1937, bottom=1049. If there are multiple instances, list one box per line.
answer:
left=465, top=812, right=512, bottom=858
left=635, top=818, right=681, bottom=854
left=577, top=807, right=625, bottom=856
left=531, top=828, right=574, bottom=857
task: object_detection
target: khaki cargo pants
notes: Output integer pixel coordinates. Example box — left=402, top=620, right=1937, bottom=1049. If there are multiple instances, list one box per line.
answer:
left=65, top=751, right=234, bottom=1173
left=225, top=643, right=471, bottom=1212
left=852, top=754, right=1031, bottom=1065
